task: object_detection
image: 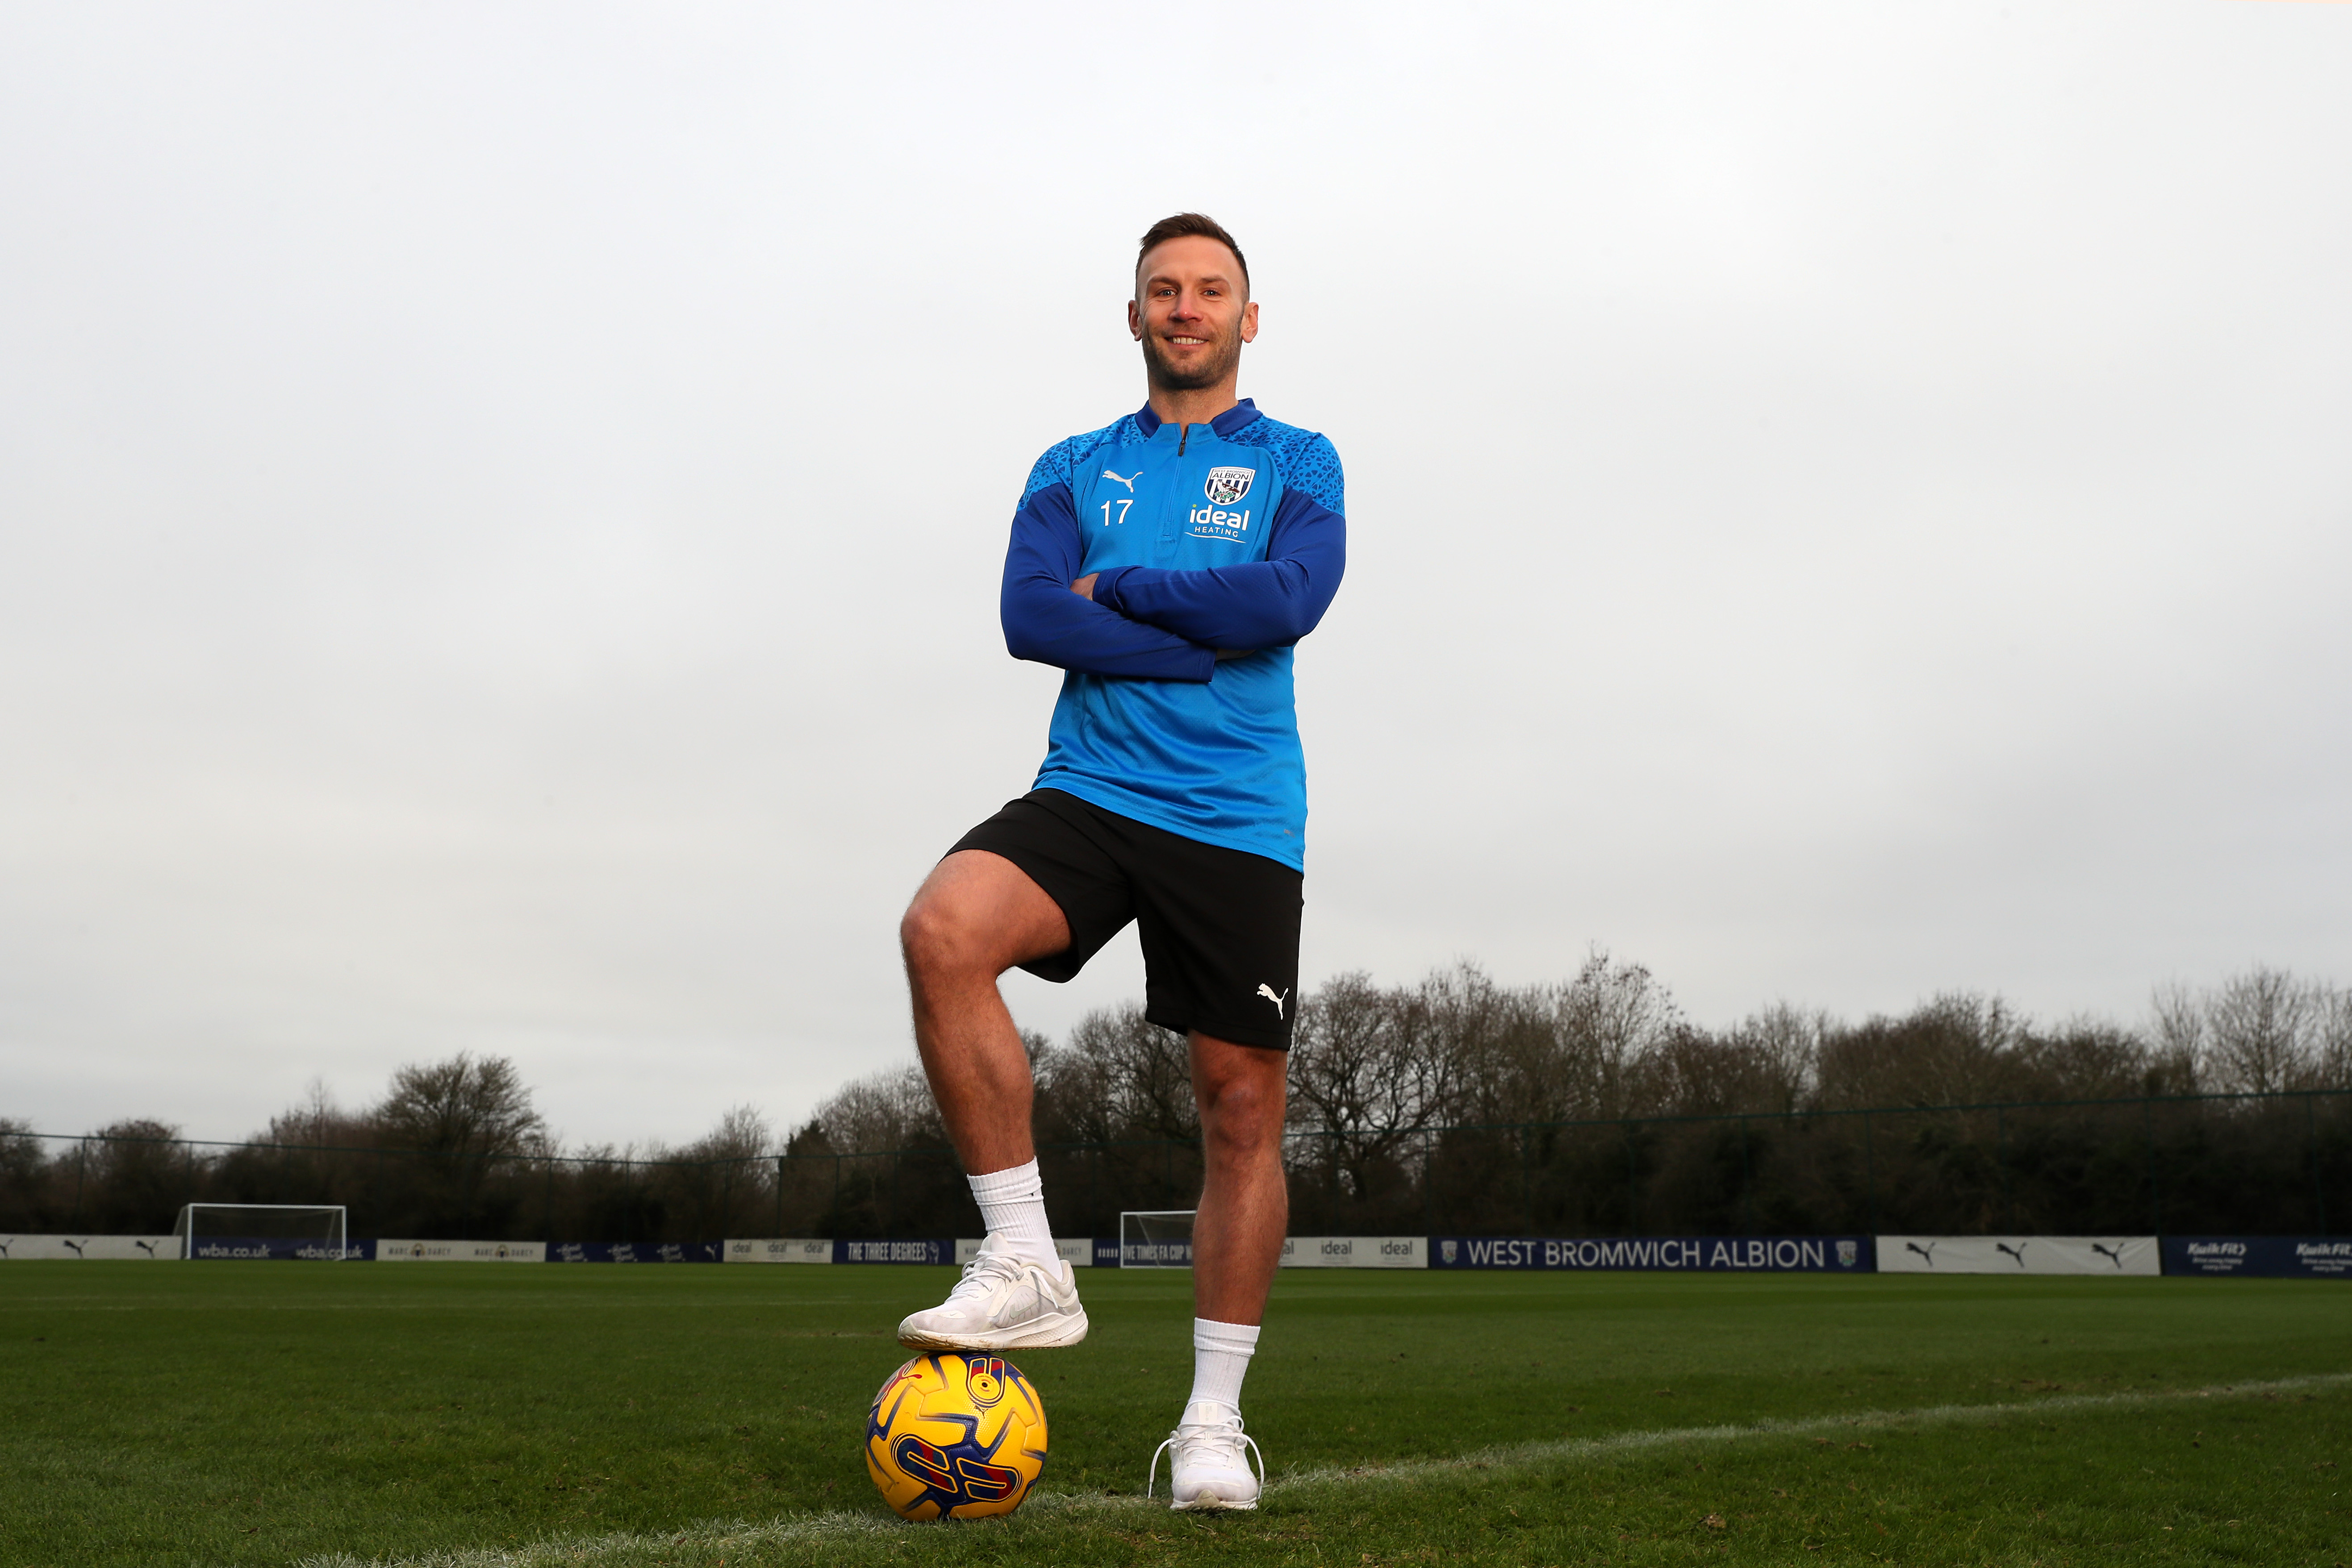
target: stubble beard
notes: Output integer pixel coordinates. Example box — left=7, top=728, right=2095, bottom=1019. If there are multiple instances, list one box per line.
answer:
left=1140, top=325, right=1242, bottom=394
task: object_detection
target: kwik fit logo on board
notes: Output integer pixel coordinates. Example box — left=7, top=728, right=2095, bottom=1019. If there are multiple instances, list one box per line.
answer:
left=1188, top=467, right=1259, bottom=543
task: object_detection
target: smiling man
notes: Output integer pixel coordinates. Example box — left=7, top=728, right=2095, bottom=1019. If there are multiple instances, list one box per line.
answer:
left=893, top=213, right=1346, bottom=1510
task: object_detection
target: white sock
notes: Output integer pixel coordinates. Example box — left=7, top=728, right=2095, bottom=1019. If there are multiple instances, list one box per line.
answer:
left=965, top=1159, right=1057, bottom=1269
left=1186, top=1317, right=1260, bottom=1421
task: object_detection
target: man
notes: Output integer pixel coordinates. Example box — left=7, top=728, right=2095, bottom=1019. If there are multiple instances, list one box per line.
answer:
left=894, top=213, right=1345, bottom=1511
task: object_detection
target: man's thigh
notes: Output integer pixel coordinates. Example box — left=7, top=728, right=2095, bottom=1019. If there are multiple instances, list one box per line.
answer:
left=938, top=792, right=1139, bottom=982
left=906, top=849, right=1073, bottom=975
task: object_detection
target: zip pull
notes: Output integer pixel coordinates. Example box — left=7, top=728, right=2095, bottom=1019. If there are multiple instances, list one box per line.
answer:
left=1178, top=422, right=1189, bottom=456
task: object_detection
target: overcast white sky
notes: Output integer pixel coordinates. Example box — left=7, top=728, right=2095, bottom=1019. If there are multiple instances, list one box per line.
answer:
left=3, top=2, right=2346, bottom=1150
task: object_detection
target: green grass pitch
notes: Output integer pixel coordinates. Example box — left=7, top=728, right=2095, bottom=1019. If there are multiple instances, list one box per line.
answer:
left=1, top=1263, right=2346, bottom=1565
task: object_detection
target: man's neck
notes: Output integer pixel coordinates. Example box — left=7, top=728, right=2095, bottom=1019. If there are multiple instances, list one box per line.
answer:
left=1146, top=379, right=1241, bottom=431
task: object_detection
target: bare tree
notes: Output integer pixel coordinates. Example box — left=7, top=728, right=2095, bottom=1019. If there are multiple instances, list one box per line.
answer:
left=2318, top=986, right=2352, bottom=1091
left=678, top=1104, right=773, bottom=1163
left=2011, top=1017, right=2158, bottom=1100
left=1417, top=960, right=1546, bottom=1125
left=653, top=1105, right=778, bottom=1237
left=1287, top=971, right=1460, bottom=1199
left=0, top=1118, right=42, bottom=1184
left=1817, top=992, right=2024, bottom=1109
left=262, top=1078, right=376, bottom=1149
left=2203, top=966, right=2317, bottom=1095
left=375, top=1053, right=546, bottom=1159
left=1546, top=947, right=1686, bottom=1119
left=1644, top=1009, right=1821, bottom=1118
left=803, top=1065, right=940, bottom=1155
left=1716, top=1001, right=1826, bottom=1114
left=84, top=1118, right=185, bottom=1231
left=2148, top=980, right=2207, bottom=1087
left=1035, top=1004, right=1199, bottom=1146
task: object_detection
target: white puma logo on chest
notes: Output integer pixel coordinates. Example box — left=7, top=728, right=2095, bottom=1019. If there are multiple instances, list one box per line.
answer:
left=1102, top=468, right=1140, bottom=493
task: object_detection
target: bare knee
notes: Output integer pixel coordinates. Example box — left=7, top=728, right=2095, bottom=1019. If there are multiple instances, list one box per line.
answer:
left=901, top=852, right=1069, bottom=988
left=1199, top=1056, right=1287, bottom=1159
left=900, top=890, right=988, bottom=987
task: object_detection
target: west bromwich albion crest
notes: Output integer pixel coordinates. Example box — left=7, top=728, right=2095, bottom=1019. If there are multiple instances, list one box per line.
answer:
left=1203, top=466, right=1255, bottom=506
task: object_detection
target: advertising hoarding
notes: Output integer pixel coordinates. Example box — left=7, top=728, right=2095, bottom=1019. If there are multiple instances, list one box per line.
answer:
left=1876, top=1236, right=2157, bottom=1275
left=2162, top=1237, right=2352, bottom=1278
left=376, top=1239, right=544, bottom=1262
left=1279, top=1236, right=1428, bottom=1268
left=0, top=1235, right=179, bottom=1260
left=1430, top=1235, right=1873, bottom=1272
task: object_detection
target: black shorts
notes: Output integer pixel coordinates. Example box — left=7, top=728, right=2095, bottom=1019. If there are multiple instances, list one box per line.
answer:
left=947, top=789, right=1302, bottom=1050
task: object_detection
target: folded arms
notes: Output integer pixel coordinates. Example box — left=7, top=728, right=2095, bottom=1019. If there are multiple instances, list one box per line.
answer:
left=1000, top=482, right=1346, bottom=682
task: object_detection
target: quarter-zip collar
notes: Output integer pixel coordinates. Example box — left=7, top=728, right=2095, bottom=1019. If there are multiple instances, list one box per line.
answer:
left=1132, top=397, right=1263, bottom=442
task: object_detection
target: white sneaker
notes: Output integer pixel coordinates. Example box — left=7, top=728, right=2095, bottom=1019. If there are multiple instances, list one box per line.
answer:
left=1148, top=1400, right=1265, bottom=1511
left=895, top=1234, right=1089, bottom=1351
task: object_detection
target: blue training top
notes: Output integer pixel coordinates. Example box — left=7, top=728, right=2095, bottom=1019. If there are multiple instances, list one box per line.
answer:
left=1000, top=398, right=1346, bottom=871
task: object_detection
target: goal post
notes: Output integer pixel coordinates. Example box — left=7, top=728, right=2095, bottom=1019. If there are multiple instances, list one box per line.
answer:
left=174, top=1204, right=351, bottom=1260
left=1119, top=1209, right=1197, bottom=1268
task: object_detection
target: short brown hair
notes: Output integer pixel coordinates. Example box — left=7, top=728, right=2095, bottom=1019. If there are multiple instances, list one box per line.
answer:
left=1136, top=213, right=1249, bottom=296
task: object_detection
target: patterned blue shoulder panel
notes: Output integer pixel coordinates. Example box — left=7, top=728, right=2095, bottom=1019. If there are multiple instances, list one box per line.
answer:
left=1226, top=414, right=1344, bottom=515
left=1019, top=414, right=1149, bottom=504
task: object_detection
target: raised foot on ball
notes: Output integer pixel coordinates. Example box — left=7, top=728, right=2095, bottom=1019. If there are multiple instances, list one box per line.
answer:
left=896, top=1235, right=1090, bottom=1351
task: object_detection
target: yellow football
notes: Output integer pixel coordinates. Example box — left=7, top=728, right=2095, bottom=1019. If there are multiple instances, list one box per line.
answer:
left=863, top=1353, right=1049, bottom=1520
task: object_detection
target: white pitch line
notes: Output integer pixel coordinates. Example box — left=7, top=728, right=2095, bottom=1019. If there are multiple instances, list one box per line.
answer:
left=1276, top=1370, right=2352, bottom=1490
left=297, top=1373, right=2352, bottom=1568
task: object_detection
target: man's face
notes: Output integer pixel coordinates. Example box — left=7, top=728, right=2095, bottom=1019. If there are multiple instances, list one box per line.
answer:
left=1128, top=235, right=1259, bottom=393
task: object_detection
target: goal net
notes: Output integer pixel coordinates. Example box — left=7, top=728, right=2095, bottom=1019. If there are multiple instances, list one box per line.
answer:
left=1119, top=1209, right=1196, bottom=1268
left=174, top=1204, right=352, bottom=1261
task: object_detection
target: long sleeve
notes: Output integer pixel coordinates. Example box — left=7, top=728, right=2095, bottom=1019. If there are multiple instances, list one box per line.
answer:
left=1088, top=490, right=1346, bottom=650
left=1000, top=482, right=1218, bottom=681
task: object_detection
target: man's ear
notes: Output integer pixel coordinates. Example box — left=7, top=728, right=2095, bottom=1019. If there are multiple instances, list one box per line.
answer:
left=1240, top=300, right=1260, bottom=344
left=1128, top=297, right=1142, bottom=341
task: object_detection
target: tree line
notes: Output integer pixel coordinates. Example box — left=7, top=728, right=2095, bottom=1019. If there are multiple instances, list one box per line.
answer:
left=780, top=955, right=2351, bottom=1240
left=1, top=1053, right=775, bottom=1242
left=794, top=953, right=2352, bottom=1156
left=6, top=956, right=2347, bottom=1242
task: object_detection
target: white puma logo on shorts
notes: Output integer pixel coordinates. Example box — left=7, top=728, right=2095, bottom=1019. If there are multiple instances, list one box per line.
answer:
left=1256, top=984, right=1288, bottom=1019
